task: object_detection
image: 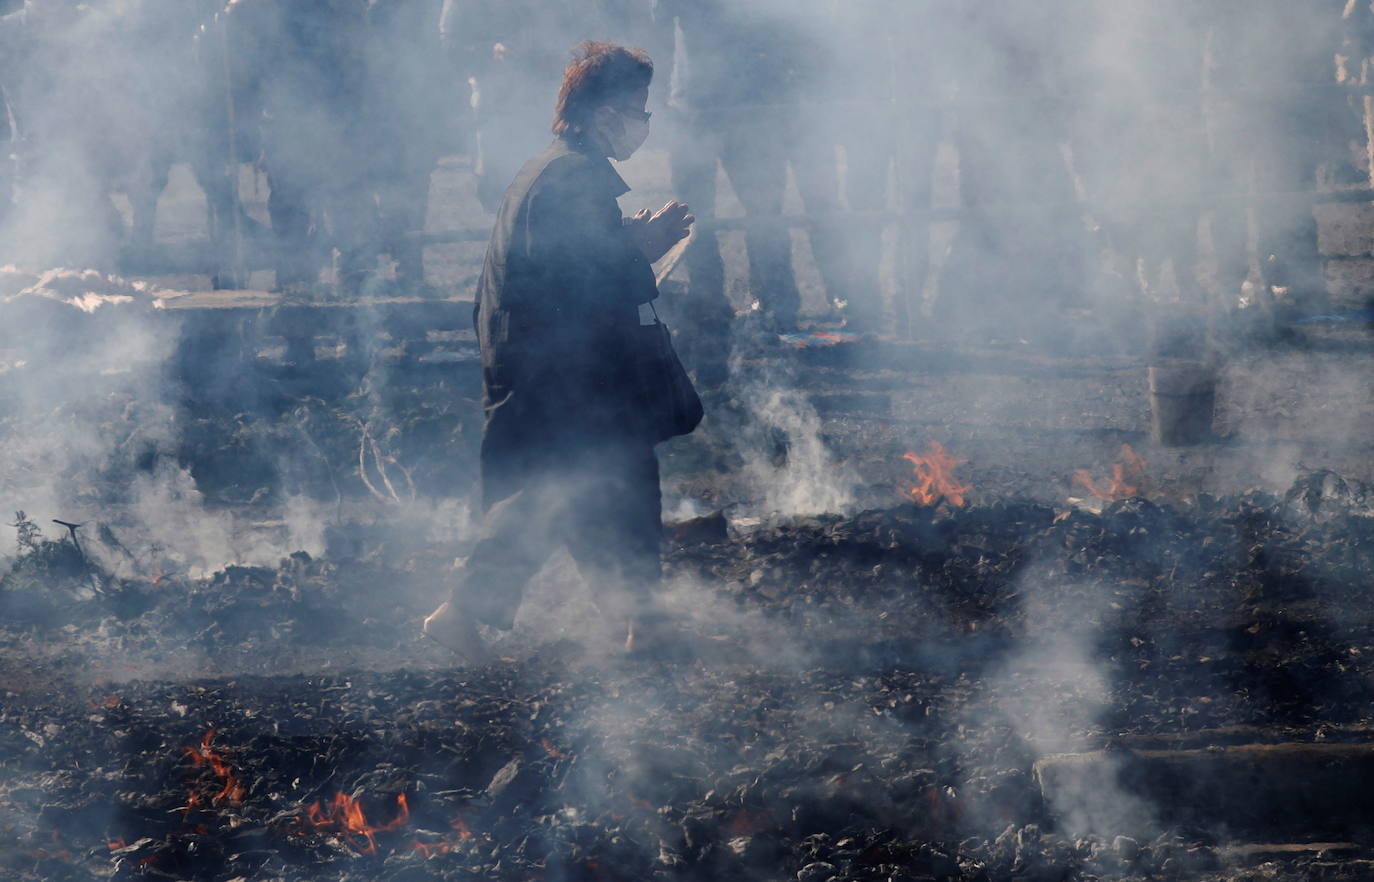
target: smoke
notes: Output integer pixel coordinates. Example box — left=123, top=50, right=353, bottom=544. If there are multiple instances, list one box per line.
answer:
left=0, top=0, right=1365, bottom=847
left=0, top=268, right=341, bottom=578
left=0, top=1, right=472, bottom=575
left=644, top=1, right=1355, bottom=353
left=0, top=272, right=173, bottom=508
left=0, top=1, right=1354, bottom=509
left=736, top=382, right=857, bottom=519
left=960, top=564, right=1157, bottom=841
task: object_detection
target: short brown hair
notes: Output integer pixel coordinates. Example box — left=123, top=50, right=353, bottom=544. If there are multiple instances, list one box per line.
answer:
left=552, top=41, right=653, bottom=135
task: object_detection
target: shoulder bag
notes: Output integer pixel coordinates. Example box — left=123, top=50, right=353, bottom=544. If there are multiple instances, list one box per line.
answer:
left=633, top=301, right=704, bottom=442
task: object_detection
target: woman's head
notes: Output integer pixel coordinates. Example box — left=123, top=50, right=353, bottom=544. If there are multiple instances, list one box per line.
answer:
left=553, top=41, right=654, bottom=158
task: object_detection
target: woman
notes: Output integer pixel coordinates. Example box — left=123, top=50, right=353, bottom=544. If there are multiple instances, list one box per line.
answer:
left=424, top=41, right=693, bottom=659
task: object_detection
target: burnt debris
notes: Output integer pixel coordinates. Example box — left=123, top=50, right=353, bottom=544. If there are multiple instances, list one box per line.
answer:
left=4, top=479, right=1374, bottom=880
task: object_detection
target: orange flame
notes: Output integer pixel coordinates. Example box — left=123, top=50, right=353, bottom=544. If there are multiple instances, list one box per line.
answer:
left=903, top=442, right=972, bottom=508
left=412, top=839, right=452, bottom=859
left=304, top=792, right=410, bottom=855
left=1072, top=444, right=1148, bottom=502
left=184, top=730, right=244, bottom=812
left=411, top=813, right=475, bottom=859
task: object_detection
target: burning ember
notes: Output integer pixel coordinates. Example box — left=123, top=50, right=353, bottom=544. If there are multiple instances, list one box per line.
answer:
left=411, top=815, right=476, bottom=859
left=903, top=441, right=972, bottom=509
left=302, top=791, right=411, bottom=855
left=183, top=729, right=244, bottom=812
left=1073, top=443, right=1149, bottom=502
left=728, top=807, right=777, bottom=836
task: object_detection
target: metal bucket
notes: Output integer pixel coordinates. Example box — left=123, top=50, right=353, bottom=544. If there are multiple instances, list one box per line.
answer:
left=1148, top=361, right=1216, bottom=446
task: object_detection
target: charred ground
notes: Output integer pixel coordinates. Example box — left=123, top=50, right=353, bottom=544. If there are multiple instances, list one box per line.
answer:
left=5, top=322, right=1374, bottom=880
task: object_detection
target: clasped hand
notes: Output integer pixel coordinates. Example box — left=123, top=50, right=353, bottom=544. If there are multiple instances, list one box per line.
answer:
left=627, top=200, right=694, bottom=264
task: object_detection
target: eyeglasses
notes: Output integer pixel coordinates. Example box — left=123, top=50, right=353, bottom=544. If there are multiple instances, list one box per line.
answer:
left=620, top=108, right=652, bottom=123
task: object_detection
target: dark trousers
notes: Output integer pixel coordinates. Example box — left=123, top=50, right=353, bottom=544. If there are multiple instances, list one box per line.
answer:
left=453, top=436, right=663, bottom=630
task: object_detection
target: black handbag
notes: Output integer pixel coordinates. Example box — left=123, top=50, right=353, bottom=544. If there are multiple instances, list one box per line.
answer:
left=633, top=302, right=704, bottom=442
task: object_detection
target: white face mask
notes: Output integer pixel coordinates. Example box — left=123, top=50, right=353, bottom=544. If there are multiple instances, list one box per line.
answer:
left=603, top=109, right=650, bottom=161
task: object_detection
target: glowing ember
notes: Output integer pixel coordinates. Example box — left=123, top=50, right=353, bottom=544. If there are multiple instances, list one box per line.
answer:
left=27, top=830, right=73, bottom=862
left=411, top=814, right=475, bottom=859
left=304, top=792, right=410, bottom=855
left=728, top=808, right=777, bottom=836
left=1073, top=444, right=1148, bottom=502
left=903, top=442, right=972, bottom=508
left=184, top=730, right=244, bottom=811
left=411, top=839, right=453, bottom=859
left=586, top=859, right=616, bottom=882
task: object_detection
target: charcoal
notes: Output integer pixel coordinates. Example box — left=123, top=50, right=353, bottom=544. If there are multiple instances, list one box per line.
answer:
left=1310, top=860, right=1374, bottom=880
left=726, top=831, right=786, bottom=866
left=667, top=512, right=730, bottom=545
left=1111, top=834, right=1140, bottom=863
left=483, top=756, right=542, bottom=811
left=911, top=844, right=959, bottom=877
left=798, top=860, right=838, bottom=882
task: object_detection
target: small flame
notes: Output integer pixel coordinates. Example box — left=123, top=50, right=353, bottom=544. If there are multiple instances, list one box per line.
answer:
left=411, top=814, right=474, bottom=859
left=903, top=442, right=972, bottom=509
left=1072, top=444, right=1148, bottom=502
left=184, top=730, right=244, bottom=812
left=304, top=792, right=410, bottom=855
left=412, top=839, right=453, bottom=859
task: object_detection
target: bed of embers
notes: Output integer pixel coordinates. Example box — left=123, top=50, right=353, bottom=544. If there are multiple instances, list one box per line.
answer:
left=5, top=466, right=1374, bottom=881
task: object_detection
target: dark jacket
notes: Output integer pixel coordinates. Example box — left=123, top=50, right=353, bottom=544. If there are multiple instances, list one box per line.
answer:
left=475, top=135, right=659, bottom=504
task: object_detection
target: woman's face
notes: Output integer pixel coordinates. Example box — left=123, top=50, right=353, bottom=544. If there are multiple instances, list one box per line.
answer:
left=594, top=84, right=653, bottom=160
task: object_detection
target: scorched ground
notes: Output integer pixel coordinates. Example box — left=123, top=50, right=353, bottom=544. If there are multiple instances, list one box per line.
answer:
left=6, top=327, right=1374, bottom=881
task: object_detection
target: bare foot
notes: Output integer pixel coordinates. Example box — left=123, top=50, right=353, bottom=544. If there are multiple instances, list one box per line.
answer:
left=422, top=601, right=492, bottom=664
